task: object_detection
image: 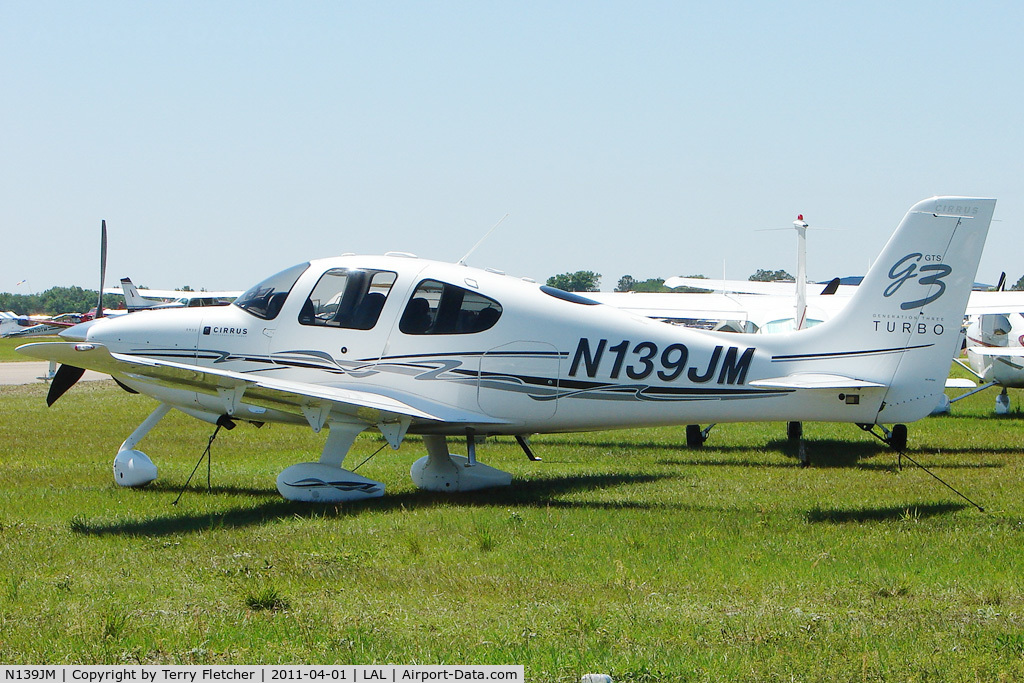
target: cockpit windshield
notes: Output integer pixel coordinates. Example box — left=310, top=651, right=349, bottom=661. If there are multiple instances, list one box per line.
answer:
left=234, top=262, right=309, bottom=320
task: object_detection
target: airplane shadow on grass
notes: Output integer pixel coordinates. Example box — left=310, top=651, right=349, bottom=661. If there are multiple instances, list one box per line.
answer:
left=651, top=439, right=1005, bottom=471
left=535, top=436, right=1009, bottom=470
left=805, top=502, right=968, bottom=524
left=69, top=471, right=692, bottom=537
left=768, top=439, right=1006, bottom=470
left=650, top=439, right=890, bottom=470
left=69, top=440, right=1000, bottom=537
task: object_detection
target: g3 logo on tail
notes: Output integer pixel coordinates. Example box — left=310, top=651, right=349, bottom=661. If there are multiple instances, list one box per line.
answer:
left=884, top=253, right=952, bottom=310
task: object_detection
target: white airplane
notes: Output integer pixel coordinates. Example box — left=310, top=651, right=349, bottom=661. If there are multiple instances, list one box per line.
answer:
left=954, top=311, right=1024, bottom=412
left=591, top=213, right=855, bottom=333
left=108, top=278, right=241, bottom=311
left=17, top=196, right=994, bottom=503
left=635, top=276, right=1024, bottom=334
left=588, top=287, right=848, bottom=334
left=1, top=311, right=27, bottom=337
left=1, top=312, right=88, bottom=338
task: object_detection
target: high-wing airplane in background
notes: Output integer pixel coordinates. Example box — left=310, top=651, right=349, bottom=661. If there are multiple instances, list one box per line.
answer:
left=18, top=197, right=995, bottom=503
left=107, top=278, right=241, bottom=312
left=621, top=275, right=1024, bottom=334
left=588, top=287, right=849, bottom=334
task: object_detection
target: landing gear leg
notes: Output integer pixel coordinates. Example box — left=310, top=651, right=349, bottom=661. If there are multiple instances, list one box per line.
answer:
left=113, top=402, right=171, bottom=487
left=686, top=424, right=715, bottom=448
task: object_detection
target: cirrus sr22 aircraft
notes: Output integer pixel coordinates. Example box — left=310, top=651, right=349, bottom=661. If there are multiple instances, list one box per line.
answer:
left=18, top=196, right=995, bottom=503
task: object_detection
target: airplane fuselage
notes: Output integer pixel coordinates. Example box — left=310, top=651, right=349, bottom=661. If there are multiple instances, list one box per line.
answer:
left=80, top=252, right=953, bottom=435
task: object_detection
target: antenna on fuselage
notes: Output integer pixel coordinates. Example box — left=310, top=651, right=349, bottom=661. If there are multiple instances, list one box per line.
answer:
left=757, top=214, right=842, bottom=330
left=457, top=212, right=510, bottom=266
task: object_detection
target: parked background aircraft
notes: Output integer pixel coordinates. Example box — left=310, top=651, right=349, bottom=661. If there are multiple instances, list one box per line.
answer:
left=1, top=311, right=87, bottom=338
left=106, top=278, right=241, bottom=311
left=598, top=273, right=1024, bottom=335
left=954, top=312, right=1024, bottom=413
left=18, top=196, right=995, bottom=502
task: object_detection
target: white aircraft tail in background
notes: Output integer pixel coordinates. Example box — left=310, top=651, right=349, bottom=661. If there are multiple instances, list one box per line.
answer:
left=119, top=277, right=162, bottom=311
left=114, top=277, right=241, bottom=311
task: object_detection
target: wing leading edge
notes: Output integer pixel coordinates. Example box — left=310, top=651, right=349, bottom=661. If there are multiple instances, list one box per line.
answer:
left=17, top=341, right=510, bottom=431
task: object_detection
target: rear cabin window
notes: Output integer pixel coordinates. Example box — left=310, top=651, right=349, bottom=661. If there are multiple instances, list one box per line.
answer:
left=399, top=279, right=502, bottom=335
left=299, top=268, right=397, bottom=330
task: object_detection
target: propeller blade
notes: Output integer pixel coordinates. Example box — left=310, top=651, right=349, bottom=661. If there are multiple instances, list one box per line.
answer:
left=97, top=220, right=107, bottom=319
left=997, top=271, right=1006, bottom=292
left=47, top=364, right=86, bottom=407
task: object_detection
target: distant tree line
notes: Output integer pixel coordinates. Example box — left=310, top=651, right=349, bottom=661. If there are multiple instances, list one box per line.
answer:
left=0, top=287, right=121, bottom=315
left=748, top=269, right=794, bottom=282
left=547, top=269, right=800, bottom=292
left=545, top=271, right=602, bottom=292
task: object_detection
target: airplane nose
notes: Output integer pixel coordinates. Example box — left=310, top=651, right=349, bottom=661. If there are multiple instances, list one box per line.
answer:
left=60, top=320, right=100, bottom=342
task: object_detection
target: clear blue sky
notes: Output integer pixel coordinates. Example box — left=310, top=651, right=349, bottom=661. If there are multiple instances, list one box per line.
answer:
left=3, top=1, right=1022, bottom=293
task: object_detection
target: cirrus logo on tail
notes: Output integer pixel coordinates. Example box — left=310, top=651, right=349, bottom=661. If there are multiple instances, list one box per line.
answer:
left=884, top=253, right=952, bottom=310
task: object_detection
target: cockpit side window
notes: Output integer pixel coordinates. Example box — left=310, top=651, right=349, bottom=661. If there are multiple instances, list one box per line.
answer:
left=399, top=279, right=502, bottom=335
left=300, top=268, right=397, bottom=330
left=234, top=262, right=309, bottom=320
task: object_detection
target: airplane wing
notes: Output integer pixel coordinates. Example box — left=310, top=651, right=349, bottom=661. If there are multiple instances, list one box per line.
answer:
left=587, top=292, right=752, bottom=321
left=663, top=276, right=861, bottom=297
left=747, top=373, right=885, bottom=389
left=103, top=287, right=243, bottom=299
left=964, top=291, right=1024, bottom=315
left=663, top=276, right=790, bottom=294
left=17, top=341, right=509, bottom=428
left=964, top=346, right=1024, bottom=357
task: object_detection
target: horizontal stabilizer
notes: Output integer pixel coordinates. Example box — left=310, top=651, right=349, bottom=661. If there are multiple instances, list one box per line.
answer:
left=747, top=373, right=885, bottom=390
left=945, top=378, right=977, bottom=388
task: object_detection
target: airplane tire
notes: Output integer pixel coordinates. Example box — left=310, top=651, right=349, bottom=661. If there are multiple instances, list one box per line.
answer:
left=889, top=424, right=908, bottom=452
left=787, top=421, right=803, bottom=441
left=686, top=424, right=704, bottom=448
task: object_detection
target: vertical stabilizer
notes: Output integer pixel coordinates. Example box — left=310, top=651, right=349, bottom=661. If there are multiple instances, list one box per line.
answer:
left=121, top=277, right=160, bottom=311
left=771, top=197, right=995, bottom=423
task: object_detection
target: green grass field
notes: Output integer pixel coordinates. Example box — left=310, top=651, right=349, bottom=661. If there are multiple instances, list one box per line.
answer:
left=1, top=369, right=1023, bottom=680
left=1, top=335, right=61, bottom=361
